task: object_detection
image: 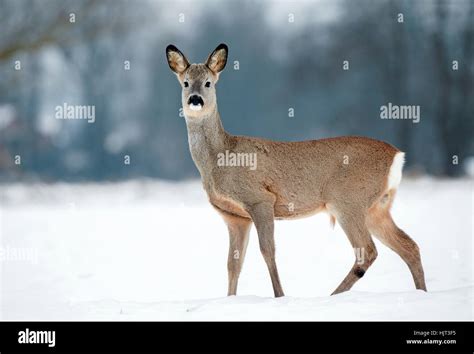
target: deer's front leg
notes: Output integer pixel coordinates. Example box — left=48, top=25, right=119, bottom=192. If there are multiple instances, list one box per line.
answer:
left=247, top=202, right=285, bottom=297
left=225, top=214, right=252, bottom=296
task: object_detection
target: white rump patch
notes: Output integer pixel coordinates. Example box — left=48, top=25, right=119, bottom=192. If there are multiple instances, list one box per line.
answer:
left=387, top=152, right=405, bottom=190
left=189, top=103, right=202, bottom=111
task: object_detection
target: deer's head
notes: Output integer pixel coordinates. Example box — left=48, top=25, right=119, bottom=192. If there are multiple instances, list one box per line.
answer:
left=166, top=43, right=228, bottom=120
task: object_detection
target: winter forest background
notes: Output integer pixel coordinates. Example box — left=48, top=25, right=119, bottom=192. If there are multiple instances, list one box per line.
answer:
left=0, top=0, right=473, bottom=182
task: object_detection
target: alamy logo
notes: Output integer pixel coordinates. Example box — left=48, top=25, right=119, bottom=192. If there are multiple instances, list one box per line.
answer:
left=217, top=150, right=257, bottom=170
left=55, top=102, right=95, bottom=123
left=0, top=246, right=38, bottom=264
left=380, top=102, right=420, bottom=123
left=18, top=328, right=56, bottom=347
left=355, top=247, right=365, bottom=265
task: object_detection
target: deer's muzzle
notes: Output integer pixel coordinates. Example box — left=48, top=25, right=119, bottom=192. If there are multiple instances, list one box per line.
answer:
left=188, top=95, right=204, bottom=111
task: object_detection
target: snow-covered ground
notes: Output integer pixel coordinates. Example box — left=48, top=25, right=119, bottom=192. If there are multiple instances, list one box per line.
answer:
left=0, top=178, right=472, bottom=321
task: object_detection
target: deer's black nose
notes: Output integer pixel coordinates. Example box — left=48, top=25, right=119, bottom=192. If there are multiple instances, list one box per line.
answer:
left=188, top=95, right=204, bottom=106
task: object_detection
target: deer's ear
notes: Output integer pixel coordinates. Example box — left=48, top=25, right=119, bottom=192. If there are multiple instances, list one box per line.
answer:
left=205, top=43, right=228, bottom=75
left=166, top=44, right=190, bottom=75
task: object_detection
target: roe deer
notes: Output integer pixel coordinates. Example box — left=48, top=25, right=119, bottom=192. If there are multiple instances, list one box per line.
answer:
left=166, top=43, right=427, bottom=297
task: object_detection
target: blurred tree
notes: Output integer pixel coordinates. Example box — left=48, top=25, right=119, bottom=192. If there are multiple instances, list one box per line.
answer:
left=0, top=0, right=472, bottom=181
left=431, top=0, right=473, bottom=176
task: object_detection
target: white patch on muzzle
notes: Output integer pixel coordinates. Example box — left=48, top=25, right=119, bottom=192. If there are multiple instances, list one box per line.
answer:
left=189, top=103, right=202, bottom=111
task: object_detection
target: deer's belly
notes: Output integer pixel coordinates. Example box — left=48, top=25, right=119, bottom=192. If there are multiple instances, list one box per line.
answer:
left=274, top=203, right=327, bottom=220
left=209, top=192, right=326, bottom=221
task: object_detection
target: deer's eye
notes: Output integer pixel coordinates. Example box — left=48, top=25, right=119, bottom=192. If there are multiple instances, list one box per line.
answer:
left=205, top=81, right=211, bottom=88
left=184, top=81, right=189, bottom=88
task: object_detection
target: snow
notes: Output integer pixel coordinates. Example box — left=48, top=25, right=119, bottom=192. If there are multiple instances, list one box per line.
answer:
left=0, top=178, right=472, bottom=321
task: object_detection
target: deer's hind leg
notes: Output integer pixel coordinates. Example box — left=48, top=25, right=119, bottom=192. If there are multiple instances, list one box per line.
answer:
left=366, top=190, right=427, bottom=291
left=221, top=211, right=252, bottom=296
left=329, top=204, right=378, bottom=295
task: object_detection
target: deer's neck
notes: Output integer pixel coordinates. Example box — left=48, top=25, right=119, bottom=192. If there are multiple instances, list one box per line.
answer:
left=185, top=107, right=227, bottom=177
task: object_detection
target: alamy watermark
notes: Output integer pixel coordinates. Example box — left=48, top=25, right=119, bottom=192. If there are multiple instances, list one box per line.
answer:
left=0, top=246, right=38, bottom=264
left=380, top=102, right=420, bottom=123
left=355, top=247, right=365, bottom=265
left=217, top=150, right=257, bottom=170
left=18, top=328, right=55, bottom=347
left=55, top=102, right=95, bottom=123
